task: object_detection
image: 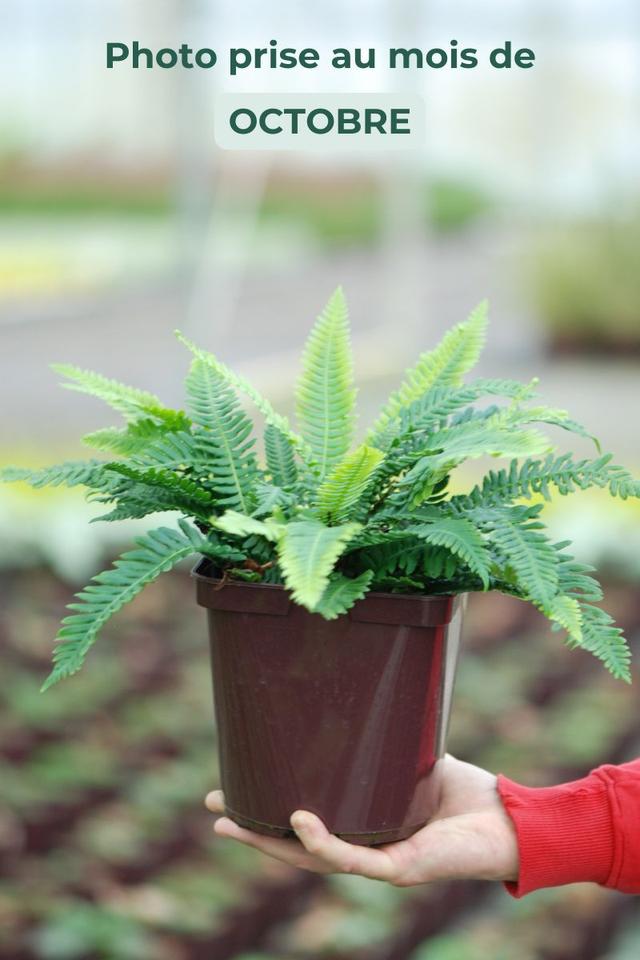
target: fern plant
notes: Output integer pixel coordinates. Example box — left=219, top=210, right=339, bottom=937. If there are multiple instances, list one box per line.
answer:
left=3, top=288, right=639, bottom=689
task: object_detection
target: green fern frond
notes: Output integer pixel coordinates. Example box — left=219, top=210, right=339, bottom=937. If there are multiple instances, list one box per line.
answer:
left=0, top=461, right=110, bottom=490
left=313, top=571, right=373, bottom=619
left=574, top=604, right=632, bottom=682
left=464, top=454, right=640, bottom=506
left=277, top=518, right=361, bottom=609
left=52, top=364, right=182, bottom=425
left=105, top=464, right=213, bottom=502
left=354, top=533, right=466, bottom=585
left=295, top=287, right=357, bottom=478
left=548, top=550, right=630, bottom=678
left=41, top=521, right=241, bottom=690
left=91, top=463, right=215, bottom=522
left=374, top=379, right=537, bottom=449
left=352, top=534, right=426, bottom=579
left=185, top=359, right=258, bottom=512
left=410, top=518, right=491, bottom=588
left=83, top=416, right=190, bottom=456
left=483, top=507, right=559, bottom=607
left=253, top=482, right=296, bottom=518
left=316, top=444, right=384, bottom=523
left=264, top=424, right=298, bottom=488
left=176, top=331, right=313, bottom=462
left=497, top=405, right=599, bottom=449
left=131, top=431, right=201, bottom=471
left=368, top=300, right=488, bottom=441
left=420, top=413, right=552, bottom=466
left=91, top=489, right=207, bottom=524
left=407, top=379, right=532, bottom=416
left=545, top=594, right=583, bottom=643
left=90, top=493, right=181, bottom=523
left=449, top=404, right=502, bottom=428
left=373, top=575, right=421, bottom=593
left=214, top=510, right=284, bottom=542
left=524, top=408, right=599, bottom=450
left=555, top=552, right=603, bottom=602
left=394, top=418, right=553, bottom=507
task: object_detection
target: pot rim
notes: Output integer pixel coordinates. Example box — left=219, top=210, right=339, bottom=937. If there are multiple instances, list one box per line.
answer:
left=192, top=557, right=461, bottom=626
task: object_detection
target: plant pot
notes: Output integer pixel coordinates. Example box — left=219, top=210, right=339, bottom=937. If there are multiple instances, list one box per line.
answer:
left=194, top=559, right=465, bottom=845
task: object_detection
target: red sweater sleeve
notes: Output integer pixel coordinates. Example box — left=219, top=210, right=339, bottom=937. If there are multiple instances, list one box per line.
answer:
left=497, top=759, right=640, bottom=897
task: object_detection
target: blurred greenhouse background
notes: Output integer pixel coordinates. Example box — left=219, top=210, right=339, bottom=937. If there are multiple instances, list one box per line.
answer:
left=1, top=0, right=639, bottom=958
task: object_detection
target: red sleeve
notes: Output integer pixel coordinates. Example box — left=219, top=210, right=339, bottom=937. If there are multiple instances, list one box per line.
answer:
left=497, top=759, right=640, bottom=897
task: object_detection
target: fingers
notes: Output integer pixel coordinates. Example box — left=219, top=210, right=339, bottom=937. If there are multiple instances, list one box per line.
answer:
left=290, top=811, right=398, bottom=882
left=205, top=790, right=225, bottom=813
left=213, top=816, right=327, bottom=872
left=204, top=791, right=321, bottom=870
left=206, top=800, right=400, bottom=882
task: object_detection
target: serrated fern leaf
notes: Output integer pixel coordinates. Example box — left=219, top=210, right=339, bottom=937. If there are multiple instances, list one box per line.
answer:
left=264, top=424, right=298, bottom=488
left=496, top=404, right=599, bottom=450
left=394, top=418, right=553, bottom=508
left=91, top=463, right=215, bottom=522
left=375, top=379, right=537, bottom=449
left=316, top=444, right=384, bottom=523
left=410, top=518, right=490, bottom=588
left=186, top=359, right=258, bottom=512
left=91, top=497, right=167, bottom=523
left=134, top=430, right=259, bottom=493
left=0, top=461, right=110, bottom=490
left=105, top=463, right=213, bottom=503
left=522, top=407, right=600, bottom=450
left=83, top=417, right=190, bottom=457
left=430, top=414, right=554, bottom=463
left=574, top=604, right=632, bottom=682
left=369, top=300, right=488, bottom=441
left=295, top=287, right=357, bottom=478
left=348, top=530, right=450, bottom=576
left=353, top=533, right=466, bottom=585
left=483, top=508, right=559, bottom=607
left=253, top=482, right=296, bottom=518
left=52, top=364, right=184, bottom=425
left=176, top=331, right=313, bottom=462
left=545, top=594, right=583, bottom=643
left=313, top=571, right=373, bottom=619
left=424, top=378, right=533, bottom=413
left=406, top=417, right=552, bottom=485
left=556, top=553, right=603, bottom=602
left=353, top=535, right=423, bottom=579
left=465, top=454, right=640, bottom=507
left=42, top=522, right=204, bottom=690
left=132, top=431, right=202, bottom=471
left=214, top=510, right=284, bottom=542
left=277, top=518, right=361, bottom=610
left=450, top=405, right=502, bottom=428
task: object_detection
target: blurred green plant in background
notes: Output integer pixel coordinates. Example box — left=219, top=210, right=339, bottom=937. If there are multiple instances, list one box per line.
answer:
left=529, top=215, right=640, bottom=353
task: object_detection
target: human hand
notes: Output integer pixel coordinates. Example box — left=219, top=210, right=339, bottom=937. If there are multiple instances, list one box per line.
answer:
left=205, top=755, right=519, bottom=886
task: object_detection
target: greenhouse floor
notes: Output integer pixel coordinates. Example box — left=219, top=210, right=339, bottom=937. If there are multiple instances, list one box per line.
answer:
left=1, top=568, right=640, bottom=960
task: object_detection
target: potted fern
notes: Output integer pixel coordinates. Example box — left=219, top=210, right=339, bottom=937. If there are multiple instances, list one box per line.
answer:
left=3, top=289, right=638, bottom=844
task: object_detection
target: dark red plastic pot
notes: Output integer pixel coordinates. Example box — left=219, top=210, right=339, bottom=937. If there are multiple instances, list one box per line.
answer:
left=194, top=559, right=465, bottom=845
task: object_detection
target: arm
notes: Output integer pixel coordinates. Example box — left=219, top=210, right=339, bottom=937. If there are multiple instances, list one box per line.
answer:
left=498, top=758, right=640, bottom=897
